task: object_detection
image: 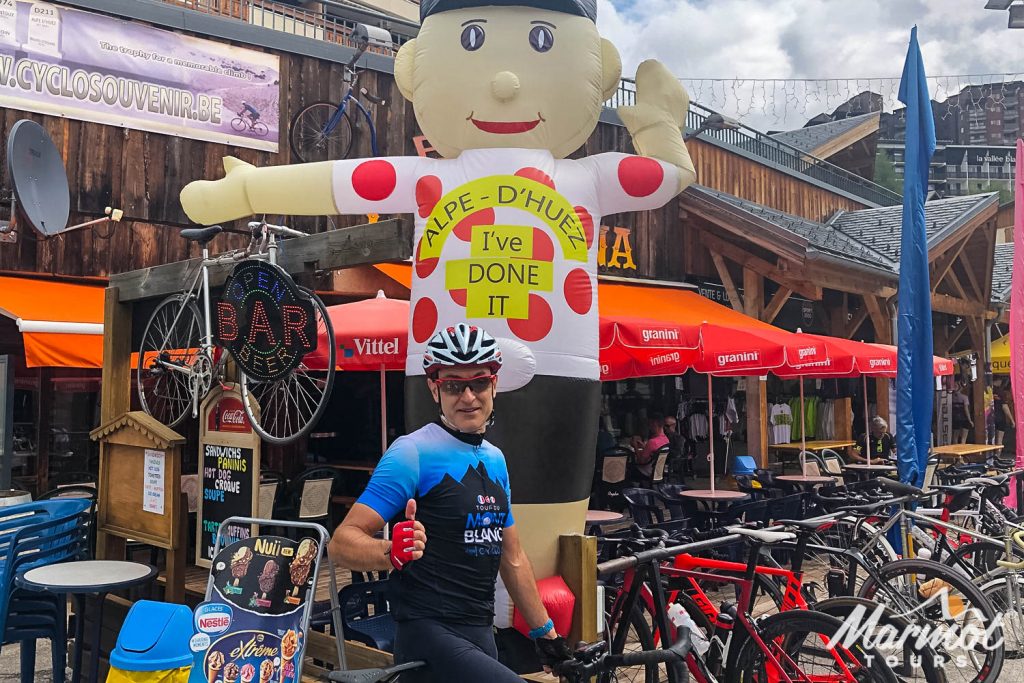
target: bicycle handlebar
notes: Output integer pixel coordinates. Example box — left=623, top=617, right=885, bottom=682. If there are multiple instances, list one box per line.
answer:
left=247, top=221, right=308, bottom=239
left=996, top=529, right=1024, bottom=571
left=552, top=632, right=691, bottom=681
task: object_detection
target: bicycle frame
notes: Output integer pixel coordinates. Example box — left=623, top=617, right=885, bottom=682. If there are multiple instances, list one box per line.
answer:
left=607, top=533, right=862, bottom=683
left=324, top=71, right=379, bottom=156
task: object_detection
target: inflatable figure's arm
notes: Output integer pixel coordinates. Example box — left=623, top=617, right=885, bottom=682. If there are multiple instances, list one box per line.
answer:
left=180, top=156, right=430, bottom=225
left=614, top=60, right=696, bottom=193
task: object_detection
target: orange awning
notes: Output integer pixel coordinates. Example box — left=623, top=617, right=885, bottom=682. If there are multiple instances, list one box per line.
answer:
left=0, top=275, right=106, bottom=368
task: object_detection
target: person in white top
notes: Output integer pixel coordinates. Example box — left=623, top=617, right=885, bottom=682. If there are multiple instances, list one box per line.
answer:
left=181, top=0, right=696, bottom=636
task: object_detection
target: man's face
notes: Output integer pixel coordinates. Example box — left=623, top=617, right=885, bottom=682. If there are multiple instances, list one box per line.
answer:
left=395, top=7, right=620, bottom=158
left=664, top=419, right=677, bottom=434
left=428, top=365, right=497, bottom=433
left=871, top=424, right=884, bottom=438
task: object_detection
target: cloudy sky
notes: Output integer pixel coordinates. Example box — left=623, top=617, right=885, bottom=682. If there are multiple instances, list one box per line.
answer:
left=597, top=0, right=1024, bottom=132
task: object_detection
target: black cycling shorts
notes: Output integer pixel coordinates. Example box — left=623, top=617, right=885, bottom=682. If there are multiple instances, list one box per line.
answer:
left=394, top=618, right=524, bottom=683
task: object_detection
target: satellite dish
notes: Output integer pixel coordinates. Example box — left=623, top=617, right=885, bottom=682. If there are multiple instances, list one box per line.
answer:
left=3, top=119, right=122, bottom=241
left=6, top=119, right=70, bottom=237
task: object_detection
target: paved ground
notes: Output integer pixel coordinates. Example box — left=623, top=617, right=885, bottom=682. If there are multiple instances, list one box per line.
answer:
left=0, top=641, right=68, bottom=682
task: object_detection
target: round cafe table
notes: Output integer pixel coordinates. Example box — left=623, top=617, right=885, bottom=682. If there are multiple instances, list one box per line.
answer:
left=842, top=463, right=896, bottom=483
left=0, top=490, right=31, bottom=508
left=585, top=509, right=624, bottom=534
left=678, top=490, right=749, bottom=503
left=17, top=561, right=158, bottom=683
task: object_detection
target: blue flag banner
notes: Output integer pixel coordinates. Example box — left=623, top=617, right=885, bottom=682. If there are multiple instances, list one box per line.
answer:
left=895, top=26, right=936, bottom=488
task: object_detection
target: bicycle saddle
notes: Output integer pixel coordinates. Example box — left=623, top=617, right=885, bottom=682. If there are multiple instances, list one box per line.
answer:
left=328, top=662, right=425, bottom=683
left=730, top=526, right=795, bottom=545
left=965, top=475, right=1008, bottom=487
left=775, top=518, right=830, bottom=533
left=180, top=225, right=223, bottom=245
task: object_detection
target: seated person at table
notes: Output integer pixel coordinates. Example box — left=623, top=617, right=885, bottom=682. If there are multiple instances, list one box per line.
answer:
left=848, top=417, right=895, bottom=464
left=631, top=414, right=669, bottom=479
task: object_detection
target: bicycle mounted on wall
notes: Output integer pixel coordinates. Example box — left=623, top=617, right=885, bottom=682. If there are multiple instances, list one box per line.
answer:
left=136, top=220, right=336, bottom=445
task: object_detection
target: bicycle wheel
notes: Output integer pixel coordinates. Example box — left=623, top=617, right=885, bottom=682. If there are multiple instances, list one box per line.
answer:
left=240, top=289, right=335, bottom=444
left=858, top=559, right=1004, bottom=683
left=137, top=295, right=208, bottom=429
left=253, top=120, right=269, bottom=136
left=290, top=101, right=354, bottom=162
left=230, top=117, right=247, bottom=132
left=729, top=610, right=898, bottom=683
left=979, top=575, right=1024, bottom=660
left=602, top=604, right=662, bottom=683
left=816, top=596, right=948, bottom=683
left=796, top=517, right=898, bottom=599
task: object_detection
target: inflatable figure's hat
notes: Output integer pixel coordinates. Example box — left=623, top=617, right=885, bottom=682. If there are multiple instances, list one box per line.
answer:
left=420, top=0, right=596, bottom=22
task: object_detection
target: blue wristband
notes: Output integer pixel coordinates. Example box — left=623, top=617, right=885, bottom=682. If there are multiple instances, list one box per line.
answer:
left=529, top=619, right=554, bottom=640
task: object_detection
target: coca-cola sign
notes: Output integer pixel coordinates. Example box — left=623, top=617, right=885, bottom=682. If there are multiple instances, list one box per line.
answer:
left=208, top=396, right=252, bottom=434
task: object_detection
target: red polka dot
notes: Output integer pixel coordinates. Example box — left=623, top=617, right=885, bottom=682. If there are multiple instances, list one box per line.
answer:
left=574, top=206, right=595, bottom=249
left=416, top=175, right=442, bottom=218
left=454, top=208, right=495, bottom=242
left=564, top=268, right=592, bottom=315
left=412, top=298, right=438, bottom=343
left=414, top=240, right=439, bottom=279
left=532, top=228, right=554, bottom=261
left=617, top=157, right=664, bottom=198
left=351, top=159, right=397, bottom=201
left=508, top=295, right=552, bottom=342
left=515, top=167, right=555, bottom=189
left=449, top=289, right=467, bottom=306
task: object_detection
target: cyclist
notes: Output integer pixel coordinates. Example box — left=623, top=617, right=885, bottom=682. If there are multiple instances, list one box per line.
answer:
left=328, top=323, right=571, bottom=682
left=237, top=100, right=261, bottom=124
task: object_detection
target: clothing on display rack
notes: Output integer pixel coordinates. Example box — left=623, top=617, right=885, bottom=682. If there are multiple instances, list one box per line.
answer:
left=768, top=402, right=793, bottom=445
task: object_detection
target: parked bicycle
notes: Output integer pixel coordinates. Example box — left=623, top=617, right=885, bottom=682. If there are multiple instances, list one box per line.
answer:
left=136, top=220, right=335, bottom=444
left=290, top=25, right=386, bottom=163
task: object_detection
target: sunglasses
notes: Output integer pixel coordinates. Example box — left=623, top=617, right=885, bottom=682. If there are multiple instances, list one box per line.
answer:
left=433, top=375, right=496, bottom=396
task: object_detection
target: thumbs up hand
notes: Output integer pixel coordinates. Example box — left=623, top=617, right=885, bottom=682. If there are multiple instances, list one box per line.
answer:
left=389, top=499, right=427, bottom=571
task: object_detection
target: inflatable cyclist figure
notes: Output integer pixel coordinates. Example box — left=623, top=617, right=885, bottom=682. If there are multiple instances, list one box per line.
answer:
left=329, top=323, right=572, bottom=682
left=182, top=0, right=695, bottom=633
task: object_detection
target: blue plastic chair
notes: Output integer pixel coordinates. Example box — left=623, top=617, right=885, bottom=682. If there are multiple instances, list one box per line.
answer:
left=0, top=499, right=91, bottom=683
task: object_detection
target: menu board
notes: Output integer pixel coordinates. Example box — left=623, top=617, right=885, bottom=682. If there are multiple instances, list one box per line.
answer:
left=199, top=444, right=256, bottom=564
left=197, top=386, right=260, bottom=568
left=191, top=535, right=321, bottom=683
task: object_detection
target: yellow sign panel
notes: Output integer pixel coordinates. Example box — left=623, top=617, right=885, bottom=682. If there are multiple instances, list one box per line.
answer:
left=421, top=175, right=588, bottom=263
left=471, top=225, right=534, bottom=258
left=445, top=258, right=554, bottom=318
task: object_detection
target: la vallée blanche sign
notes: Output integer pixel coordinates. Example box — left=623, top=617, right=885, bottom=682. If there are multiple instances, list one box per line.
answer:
left=413, top=136, right=637, bottom=271
left=216, top=260, right=318, bottom=382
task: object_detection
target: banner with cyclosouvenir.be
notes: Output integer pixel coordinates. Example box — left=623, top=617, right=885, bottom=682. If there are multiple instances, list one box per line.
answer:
left=190, top=536, right=320, bottom=683
left=0, top=1, right=280, bottom=151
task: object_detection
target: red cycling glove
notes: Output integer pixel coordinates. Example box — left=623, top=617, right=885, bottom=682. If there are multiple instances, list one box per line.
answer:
left=389, top=521, right=417, bottom=571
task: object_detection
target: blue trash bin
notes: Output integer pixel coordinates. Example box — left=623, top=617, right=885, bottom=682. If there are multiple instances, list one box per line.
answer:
left=732, top=455, right=757, bottom=476
left=109, top=600, right=194, bottom=680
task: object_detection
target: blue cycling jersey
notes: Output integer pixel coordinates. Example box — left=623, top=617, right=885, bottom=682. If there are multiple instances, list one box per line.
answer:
left=358, top=421, right=514, bottom=625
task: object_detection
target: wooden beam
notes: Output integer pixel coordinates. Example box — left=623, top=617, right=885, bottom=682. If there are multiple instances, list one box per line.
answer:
left=800, top=263, right=897, bottom=299
left=931, top=292, right=987, bottom=317
left=845, top=307, right=870, bottom=339
left=958, top=253, right=984, bottom=303
left=966, top=316, right=987, bottom=444
left=930, top=235, right=970, bottom=293
left=558, top=534, right=598, bottom=646
left=763, top=286, right=792, bottom=324
left=110, top=219, right=414, bottom=303
left=709, top=250, right=744, bottom=311
left=937, top=320, right=969, bottom=355
left=742, top=269, right=769, bottom=466
left=862, top=295, right=890, bottom=344
left=702, top=232, right=822, bottom=301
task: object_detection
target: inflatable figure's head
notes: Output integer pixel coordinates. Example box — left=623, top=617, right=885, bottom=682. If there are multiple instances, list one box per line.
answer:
left=395, top=0, right=622, bottom=159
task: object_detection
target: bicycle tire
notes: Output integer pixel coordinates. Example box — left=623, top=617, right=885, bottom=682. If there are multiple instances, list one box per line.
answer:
left=946, top=540, right=1024, bottom=579
left=290, top=101, right=354, bottom=162
left=728, top=610, right=898, bottom=683
left=979, top=575, right=1024, bottom=660
left=815, top=596, right=948, bottom=683
left=602, top=604, right=663, bottom=683
left=857, top=558, right=1004, bottom=683
left=253, top=120, right=269, bottom=137
left=230, top=117, right=248, bottom=132
left=240, top=288, right=335, bottom=445
left=137, top=295, right=207, bottom=429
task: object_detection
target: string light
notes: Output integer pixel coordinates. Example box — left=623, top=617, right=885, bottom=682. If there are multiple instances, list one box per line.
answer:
left=677, top=73, right=1024, bottom=128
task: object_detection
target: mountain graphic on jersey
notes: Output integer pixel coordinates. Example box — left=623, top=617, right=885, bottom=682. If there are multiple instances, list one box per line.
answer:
left=429, top=462, right=508, bottom=557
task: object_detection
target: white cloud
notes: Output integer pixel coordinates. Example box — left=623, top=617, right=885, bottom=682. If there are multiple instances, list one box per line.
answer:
left=597, top=0, right=1024, bottom=132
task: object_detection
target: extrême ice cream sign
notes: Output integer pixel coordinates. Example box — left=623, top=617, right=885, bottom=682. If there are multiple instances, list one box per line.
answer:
left=0, top=2, right=281, bottom=151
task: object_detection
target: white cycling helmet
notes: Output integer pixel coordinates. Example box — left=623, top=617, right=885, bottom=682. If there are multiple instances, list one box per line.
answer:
left=423, top=323, right=502, bottom=376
